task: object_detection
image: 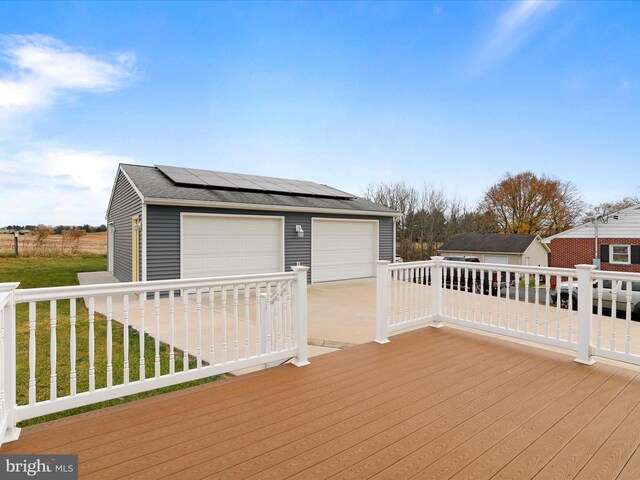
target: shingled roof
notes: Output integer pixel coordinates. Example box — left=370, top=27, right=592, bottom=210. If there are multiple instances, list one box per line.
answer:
left=118, top=164, right=398, bottom=215
left=439, top=234, right=540, bottom=254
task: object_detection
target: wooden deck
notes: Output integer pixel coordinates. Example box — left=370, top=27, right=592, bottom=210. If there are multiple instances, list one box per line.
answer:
left=3, top=327, right=640, bottom=479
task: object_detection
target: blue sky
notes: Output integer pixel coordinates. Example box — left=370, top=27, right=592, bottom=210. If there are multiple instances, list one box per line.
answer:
left=0, top=1, right=638, bottom=225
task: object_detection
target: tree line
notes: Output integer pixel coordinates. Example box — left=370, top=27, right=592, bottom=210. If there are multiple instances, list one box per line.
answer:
left=3, top=224, right=107, bottom=234
left=363, top=171, right=639, bottom=262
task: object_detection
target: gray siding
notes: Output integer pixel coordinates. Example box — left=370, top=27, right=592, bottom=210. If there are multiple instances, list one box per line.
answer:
left=107, top=171, right=142, bottom=282
left=146, top=205, right=393, bottom=283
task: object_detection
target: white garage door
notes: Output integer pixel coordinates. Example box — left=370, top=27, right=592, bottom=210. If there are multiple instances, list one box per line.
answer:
left=182, top=214, right=283, bottom=279
left=312, top=219, right=378, bottom=283
left=484, top=255, right=509, bottom=265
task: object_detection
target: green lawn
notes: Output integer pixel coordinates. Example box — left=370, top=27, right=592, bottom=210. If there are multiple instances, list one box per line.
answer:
left=0, top=256, right=221, bottom=427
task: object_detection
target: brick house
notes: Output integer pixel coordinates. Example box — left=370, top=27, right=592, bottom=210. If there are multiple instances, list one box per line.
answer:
left=542, top=204, right=640, bottom=272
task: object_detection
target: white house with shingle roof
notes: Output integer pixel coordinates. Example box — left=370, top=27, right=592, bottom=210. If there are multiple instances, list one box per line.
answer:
left=438, top=233, right=549, bottom=267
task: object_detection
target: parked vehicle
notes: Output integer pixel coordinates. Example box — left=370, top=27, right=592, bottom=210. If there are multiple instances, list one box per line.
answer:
left=550, top=279, right=640, bottom=319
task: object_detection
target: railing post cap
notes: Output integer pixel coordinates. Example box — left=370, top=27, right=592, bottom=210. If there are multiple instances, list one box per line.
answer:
left=575, top=264, right=596, bottom=271
left=0, top=282, right=20, bottom=292
left=431, top=256, right=444, bottom=261
left=291, top=265, right=310, bottom=273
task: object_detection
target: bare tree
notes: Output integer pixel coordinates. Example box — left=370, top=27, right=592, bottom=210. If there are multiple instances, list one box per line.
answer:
left=32, top=225, right=53, bottom=251
left=582, top=196, right=640, bottom=223
left=61, top=228, right=87, bottom=255
left=364, top=183, right=480, bottom=260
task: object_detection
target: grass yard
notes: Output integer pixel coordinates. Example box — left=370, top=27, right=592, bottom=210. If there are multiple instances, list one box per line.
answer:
left=0, top=256, right=221, bottom=427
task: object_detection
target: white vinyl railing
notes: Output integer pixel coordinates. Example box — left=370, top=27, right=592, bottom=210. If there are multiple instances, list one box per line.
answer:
left=377, top=257, right=640, bottom=368
left=0, top=267, right=309, bottom=446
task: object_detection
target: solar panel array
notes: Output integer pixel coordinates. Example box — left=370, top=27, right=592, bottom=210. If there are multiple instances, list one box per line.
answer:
left=156, top=165, right=354, bottom=199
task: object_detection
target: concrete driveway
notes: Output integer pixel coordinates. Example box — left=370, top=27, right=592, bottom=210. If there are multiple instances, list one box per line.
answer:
left=307, top=278, right=377, bottom=347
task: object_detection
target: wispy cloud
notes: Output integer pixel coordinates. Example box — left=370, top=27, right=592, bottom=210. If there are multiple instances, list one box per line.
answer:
left=0, top=34, right=138, bottom=224
left=474, top=0, right=560, bottom=74
left=0, top=146, right=134, bottom=224
left=0, top=34, right=135, bottom=110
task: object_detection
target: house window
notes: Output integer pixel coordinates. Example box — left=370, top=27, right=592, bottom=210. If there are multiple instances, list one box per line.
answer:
left=610, top=245, right=631, bottom=264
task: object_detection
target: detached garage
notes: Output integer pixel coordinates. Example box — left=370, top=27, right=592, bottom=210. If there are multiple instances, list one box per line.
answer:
left=438, top=233, right=550, bottom=267
left=106, top=164, right=399, bottom=284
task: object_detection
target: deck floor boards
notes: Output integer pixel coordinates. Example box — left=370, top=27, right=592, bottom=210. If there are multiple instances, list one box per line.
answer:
left=2, top=326, right=640, bottom=479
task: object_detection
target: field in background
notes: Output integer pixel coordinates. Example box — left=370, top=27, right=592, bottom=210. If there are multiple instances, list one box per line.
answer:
left=0, top=232, right=107, bottom=256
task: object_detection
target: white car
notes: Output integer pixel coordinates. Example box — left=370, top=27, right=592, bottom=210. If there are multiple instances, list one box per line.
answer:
left=551, top=279, right=640, bottom=319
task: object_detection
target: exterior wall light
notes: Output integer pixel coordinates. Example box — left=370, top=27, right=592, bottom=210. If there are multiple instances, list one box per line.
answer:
left=295, top=225, right=304, bottom=238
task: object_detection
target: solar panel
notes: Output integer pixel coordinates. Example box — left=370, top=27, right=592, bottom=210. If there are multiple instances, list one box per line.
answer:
left=156, top=165, right=354, bottom=199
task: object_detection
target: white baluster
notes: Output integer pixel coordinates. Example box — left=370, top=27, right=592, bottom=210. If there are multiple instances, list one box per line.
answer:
left=106, top=296, right=113, bottom=388
left=393, top=268, right=398, bottom=326
left=524, top=273, right=530, bottom=333
left=479, top=268, right=485, bottom=324
left=123, top=294, right=130, bottom=384
left=555, top=275, right=562, bottom=339
left=596, top=280, right=603, bottom=349
left=244, top=284, right=250, bottom=359
left=544, top=275, right=550, bottom=338
left=196, top=289, right=202, bottom=368
left=182, top=290, right=189, bottom=372
left=255, top=283, right=261, bottom=356
left=154, top=292, right=161, bottom=376
left=88, top=297, right=95, bottom=392
left=50, top=300, right=57, bottom=400
left=534, top=274, right=540, bottom=336
left=265, top=283, right=272, bottom=352
left=28, top=302, right=36, bottom=405
left=286, top=281, right=293, bottom=349
left=495, top=270, right=501, bottom=328
left=69, top=298, right=76, bottom=396
left=626, top=281, right=632, bottom=355
left=567, top=277, right=574, bottom=343
left=487, top=269, right=493, bottom=326
left=221, top=287, right=228, bottom=362
left=169, top=290, right=175, bottom=374
left=514, top=273, right=519, bottom=331
left=471, top=268, right=477, bottom=323
left=139, top=293, right=146, bottom=380
left=456, top=266, right=462, bottom=320
left=233, top=286, right=239, bottom=361
left=505, top=271, right=510, bottom=330
left=389, top=268, right=394, bottom=327
left=209, top=286, right=215, bottom=365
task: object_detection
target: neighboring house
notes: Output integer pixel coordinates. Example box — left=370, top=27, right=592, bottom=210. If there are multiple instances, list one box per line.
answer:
left=106, top=164, right=399, bottom=284
left=542, top=204, right=640, bottom=272
left=438, top=233, right=550, bottom=267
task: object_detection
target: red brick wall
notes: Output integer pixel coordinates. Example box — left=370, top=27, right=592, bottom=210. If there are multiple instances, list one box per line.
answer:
left=550, top=237, right=640, bottom=273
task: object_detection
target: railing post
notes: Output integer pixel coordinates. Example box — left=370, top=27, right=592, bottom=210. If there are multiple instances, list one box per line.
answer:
left=376, top=261, right=391, bottom=344
left=291, top=266, right=310, bottom=367
left=575, top=264, right=596, bottom=365
left=0, top=282, right=21, bottom=446
left=430, top=256, right=444, bottom=328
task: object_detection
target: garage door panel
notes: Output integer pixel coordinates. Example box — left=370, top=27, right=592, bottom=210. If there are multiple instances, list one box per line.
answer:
left=182, top=215, right=283, bottom=279
left=484, top=255, right=509, bottom=265
left=312, top=219, right=377, bottom=283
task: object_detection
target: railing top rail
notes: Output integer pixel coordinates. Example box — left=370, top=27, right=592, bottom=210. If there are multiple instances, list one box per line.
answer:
left=389, top=260, right=436, bottom=270
left=12, top=271, right=297, bottom=303
left=592, top=270, right=640, bottom=282
left=439, top=260, right=579, bottom=277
